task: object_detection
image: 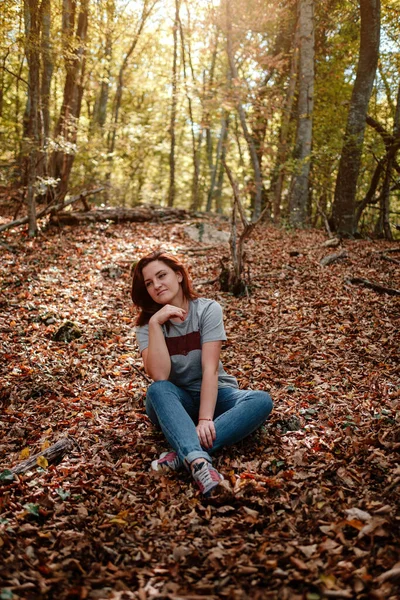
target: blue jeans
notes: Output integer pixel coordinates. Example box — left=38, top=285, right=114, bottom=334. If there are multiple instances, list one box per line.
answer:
left=146, top=380, right=273, bottom=468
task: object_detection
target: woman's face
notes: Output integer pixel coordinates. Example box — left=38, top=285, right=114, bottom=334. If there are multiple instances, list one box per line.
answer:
left=142, top=260, right=183, bottom=306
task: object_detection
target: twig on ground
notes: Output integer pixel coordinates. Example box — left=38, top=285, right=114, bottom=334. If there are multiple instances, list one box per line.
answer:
left=0, top=238, right=16, bottom=253
left=129, top=363, right=152, bottom=385
left=344, top=277, right=400, bottom=296
left=370, top=250, right=400, bottom=265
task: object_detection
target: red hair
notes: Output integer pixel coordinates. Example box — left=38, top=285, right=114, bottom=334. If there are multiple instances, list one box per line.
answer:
left=131, top=250, right=197, bottom=326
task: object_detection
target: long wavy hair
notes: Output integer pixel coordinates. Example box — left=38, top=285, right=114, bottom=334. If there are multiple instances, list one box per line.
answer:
left=131, top=250, right=197, bottom=326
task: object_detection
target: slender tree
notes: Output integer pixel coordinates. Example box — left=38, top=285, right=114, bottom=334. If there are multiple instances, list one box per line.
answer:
left=225, top=0, right=263, bottom=221
left=107, top=1, right=156, bottom=160
left=167, top=0, right=180, bottom=207
left=22, top=0, right=42, bottom=236
left=92, top=0, right=115, bottom=131
left=377, top=86, right=399, bottom=240
left=271, top=17, right=299, bottom=223
left=177, top=4, right=202, bottom=211
left=332, top=0, right=380, bottom=236
left=50, top=0, right=89, bottom=202
left=288, top=0, right=314, bottom=228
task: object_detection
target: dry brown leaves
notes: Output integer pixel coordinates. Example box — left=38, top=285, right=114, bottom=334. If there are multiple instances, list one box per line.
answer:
left=0, top=219, right=399, bottom=600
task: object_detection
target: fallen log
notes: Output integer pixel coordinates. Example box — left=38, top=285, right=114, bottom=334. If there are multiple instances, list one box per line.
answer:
left=50, top=205, right=189, bottom=226
left=345, top=277, right=400, bottom=296
left=320, top=250, right=348, bottom=266
left=10, top=436, right=79, bottom=475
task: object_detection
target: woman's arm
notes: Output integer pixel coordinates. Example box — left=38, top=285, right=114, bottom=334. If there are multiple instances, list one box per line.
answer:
left=196, top=340, right=222, bottom=449
left=142, top=304, right=187, bottom=380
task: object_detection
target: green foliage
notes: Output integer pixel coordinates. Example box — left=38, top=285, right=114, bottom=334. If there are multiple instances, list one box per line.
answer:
left=0, top=470, right=14, bottom=482
left=0, top=0, right=399, bottom=236
left=23, top=503, right=40, bottom=516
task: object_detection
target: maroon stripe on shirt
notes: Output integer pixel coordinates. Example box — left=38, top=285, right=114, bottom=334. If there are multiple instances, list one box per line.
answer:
left=165, top=331, right=201, bottom=357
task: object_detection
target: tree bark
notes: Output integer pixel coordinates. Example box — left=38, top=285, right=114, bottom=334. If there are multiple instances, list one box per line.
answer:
left=50, top=0, right=89, bottom=202
left=206, top=111, right=229, bottom=212
left=167, top=0, right=180, bottom=207
left=332, top=0, right=380, bottom=236
left=23, top=0, right=42, bottom=237
left=177, top=8, right=201, bottom=211
left=39, top=0, right=53, bottom=147
left=221, top=161, right=270, bottom=295
left=92, top=0, right=115, bottom=131
left=11, top=437, right=78, bottom=475
left=215, top=116, right=230, bottom=214
left=225, top=1, right=263, bottom=221
left=51, top=205, right=189, bottom=226
left=289, top=0, right=314, bottom=228
left=374, top=81, right=400, bottom=239
left=271, top=18, right=299, bottom=223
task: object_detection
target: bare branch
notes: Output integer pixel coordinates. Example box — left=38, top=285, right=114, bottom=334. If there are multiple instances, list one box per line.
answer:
left=0, top=187, right=104, bottom=233
left=0, top=65, right=30, bottom=87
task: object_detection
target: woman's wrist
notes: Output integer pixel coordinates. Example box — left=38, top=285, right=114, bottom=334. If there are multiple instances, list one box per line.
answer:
left=198, top=417, right=213, bottom=421
left=149, top=315, right=162, bottom=326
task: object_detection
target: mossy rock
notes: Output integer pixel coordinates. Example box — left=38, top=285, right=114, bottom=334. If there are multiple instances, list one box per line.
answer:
left=53, top=321, right=82, bottom=343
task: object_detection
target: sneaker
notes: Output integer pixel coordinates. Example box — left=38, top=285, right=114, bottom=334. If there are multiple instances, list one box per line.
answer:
left=151, top=451, right=182, bottom=472
left=191, top=461, right=224, bottom=496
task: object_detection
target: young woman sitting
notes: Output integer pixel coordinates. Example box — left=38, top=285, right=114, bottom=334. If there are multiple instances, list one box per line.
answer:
left=131, top=250, right=273, bottom=496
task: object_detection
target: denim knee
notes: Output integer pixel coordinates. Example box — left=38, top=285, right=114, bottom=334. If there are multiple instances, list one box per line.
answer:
left=256, top=390, right=273, bottom=419
left=147, top=379, right=171, bottom=402
left=145, top=380, right=171, bottom=424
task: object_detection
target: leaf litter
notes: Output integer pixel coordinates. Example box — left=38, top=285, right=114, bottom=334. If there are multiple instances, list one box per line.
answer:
left=0, top=219, right=399, bottom=600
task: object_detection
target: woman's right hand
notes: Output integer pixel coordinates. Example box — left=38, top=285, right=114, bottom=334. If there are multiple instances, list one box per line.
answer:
left=149, top=304, right=187, bottom=326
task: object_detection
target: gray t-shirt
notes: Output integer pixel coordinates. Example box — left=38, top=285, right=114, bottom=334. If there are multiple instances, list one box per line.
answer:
left=135, top=298, right=238, bottom=392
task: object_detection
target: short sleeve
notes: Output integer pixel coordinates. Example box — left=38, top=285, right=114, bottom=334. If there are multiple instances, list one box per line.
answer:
left=200, top=301, right=227, bottom=343
left=135, top=324, right=149, bottom=353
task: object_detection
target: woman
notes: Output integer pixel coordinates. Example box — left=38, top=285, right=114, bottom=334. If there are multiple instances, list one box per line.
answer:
left=131, top=250, right=273, bottom=496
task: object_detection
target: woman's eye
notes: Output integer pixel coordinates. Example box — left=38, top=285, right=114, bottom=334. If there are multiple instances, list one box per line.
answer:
left=145, top=282, right=152, bottom=288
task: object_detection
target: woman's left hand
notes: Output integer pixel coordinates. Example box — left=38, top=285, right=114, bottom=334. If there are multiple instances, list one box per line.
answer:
left=196, top=420, right=216, bottom=450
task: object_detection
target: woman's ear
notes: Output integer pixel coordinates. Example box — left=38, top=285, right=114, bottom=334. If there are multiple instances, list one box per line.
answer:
left=177, top=272, right=183, bottom=283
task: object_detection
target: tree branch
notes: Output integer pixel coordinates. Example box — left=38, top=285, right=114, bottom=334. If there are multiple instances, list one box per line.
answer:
left=0, top=187, right=104, bottom=233
left=0, top=65, right=30, bottom=88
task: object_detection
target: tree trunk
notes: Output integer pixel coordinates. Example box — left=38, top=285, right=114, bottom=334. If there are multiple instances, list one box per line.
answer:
left=40, top=0, right=52, bottom=147
left=15, top=10, right=26, bottom=159
left=215, top=117, right=230, bottom=214
left=206, top=111, right=229, bottom=212
left=332, top=0, right=380, bottom=236
left=93, top=0, right=114, bottom=131
left=23, top=0, right=42, bottom=237
left=374, top=82, right=400, bottom=239
left=177, top=8, right=201, bottom=211
left=204, top=29, right=219, bottom=211
left=107, top=1, right=153, bottom=160
left=167, top=0, right=180, bottom=207
left=50, top=0, right=89, bottom=202
left=271, top=19, right=299, bottom=223
left=288, top=0, right=314, bottom=228
left=225, top=1, right=263, bottom=221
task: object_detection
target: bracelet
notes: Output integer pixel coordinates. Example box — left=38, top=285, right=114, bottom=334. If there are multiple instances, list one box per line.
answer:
left=198, top=418, right=213, bottom=421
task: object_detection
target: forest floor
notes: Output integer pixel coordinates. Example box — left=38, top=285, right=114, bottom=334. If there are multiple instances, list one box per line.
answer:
left=0, top=217, right=399, bottom=600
